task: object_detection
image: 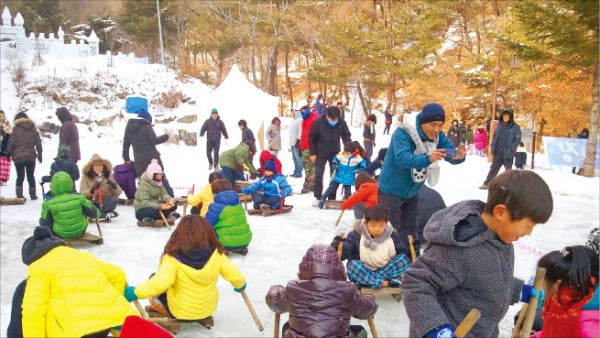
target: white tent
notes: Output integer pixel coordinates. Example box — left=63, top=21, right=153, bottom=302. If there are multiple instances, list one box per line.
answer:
left=205, top=64, right=280, bottom=147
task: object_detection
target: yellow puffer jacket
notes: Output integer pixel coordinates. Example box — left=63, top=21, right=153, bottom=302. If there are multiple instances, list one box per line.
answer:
left=22, top=246, right=138, bottom=337
left=187, top=183, right=214, bottom=217
left=134, top=250, right=245, bottom=320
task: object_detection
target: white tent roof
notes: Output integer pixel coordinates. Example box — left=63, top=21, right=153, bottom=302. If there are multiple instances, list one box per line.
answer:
left=206, top=64, right=279, bottom=144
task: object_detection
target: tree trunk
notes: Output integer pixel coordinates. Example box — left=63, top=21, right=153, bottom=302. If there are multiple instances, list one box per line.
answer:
left=285, top=47, right=293, bottom=110
left=305, top=52, right=312, bottom=99
left=251, top=39, right=258, bottom=87
left=267, top=43, right=278, bottom=96
left=582, top=64, right=599, bottom=177
left=357, top=81, right=370, bottom=119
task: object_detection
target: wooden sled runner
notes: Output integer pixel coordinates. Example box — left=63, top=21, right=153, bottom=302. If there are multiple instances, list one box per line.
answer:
left=0, top=197, right=26, bottom=205
left=65, top=218, right=104, bottom=245
left=323, top=200, right=343, bottom=210
left=247, top=205, right=293, bottom=217
left=137, top=217, right=176, bottom=228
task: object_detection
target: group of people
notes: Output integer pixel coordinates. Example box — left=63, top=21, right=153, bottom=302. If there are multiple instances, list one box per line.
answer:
left=3, top=98, right=598, bottom=338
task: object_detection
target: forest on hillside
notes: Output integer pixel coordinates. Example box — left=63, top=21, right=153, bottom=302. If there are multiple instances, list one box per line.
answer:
left=1, top=0, right=598, bottom=176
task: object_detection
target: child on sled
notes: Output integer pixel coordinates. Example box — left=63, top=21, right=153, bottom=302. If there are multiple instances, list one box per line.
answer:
left=205, top=179, right=252, bottom=255
left=124, top=215, right=246, bottom=328
left=39, top=171, right=100, bottom=239
left=40, top=145, right=79, bottom=198
left=80, top=153, right=122, bottom=219
left=266, top=244, right=378, bottom=337
left=241, top=160, right=292, bottom=210
left=319, top=141, right=366, bottom=208
left=187, top=171, right=223, bottom=217
left=6, top=226, right=137, bottom=337
left=134, top=159, right=179, bottom=225
left=333, top=205, right=411, bottom=289
left=342, top=172, right=378, bottom=231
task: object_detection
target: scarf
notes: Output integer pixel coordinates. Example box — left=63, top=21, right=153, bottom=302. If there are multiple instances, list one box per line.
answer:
left=359, top=222, right=393, bottom=250
left=398, top=123, right=440, bottom=186
left=540, top=285, right=594, bottom=338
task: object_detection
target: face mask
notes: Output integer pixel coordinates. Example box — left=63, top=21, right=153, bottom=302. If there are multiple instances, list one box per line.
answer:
left=327, top=118, right=339, bottom=127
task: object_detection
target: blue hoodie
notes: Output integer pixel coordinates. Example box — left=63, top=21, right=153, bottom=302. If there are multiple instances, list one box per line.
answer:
left=378, top=115, right=464, bottom=199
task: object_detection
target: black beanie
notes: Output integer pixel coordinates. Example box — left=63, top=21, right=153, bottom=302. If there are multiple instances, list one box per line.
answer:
left=21, top=227, right=65, bottom=265
left=419, top=103, right=446, bottom=124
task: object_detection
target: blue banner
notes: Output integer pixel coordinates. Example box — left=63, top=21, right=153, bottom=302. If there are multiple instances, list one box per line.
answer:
left=543, top=137, right=600, bottom=168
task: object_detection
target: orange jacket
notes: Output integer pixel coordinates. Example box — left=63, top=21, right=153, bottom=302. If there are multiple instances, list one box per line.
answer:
left=342, top=181, right=378, bottom=210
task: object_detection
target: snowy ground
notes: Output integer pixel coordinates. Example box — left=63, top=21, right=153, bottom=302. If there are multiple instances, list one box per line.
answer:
left=1, top=122, right=598, bottom=337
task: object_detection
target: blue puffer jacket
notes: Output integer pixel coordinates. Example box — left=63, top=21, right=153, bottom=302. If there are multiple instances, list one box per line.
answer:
left=205, top=190, right=251, bottom=249
left=333, top=153, right=366, bottom=186
left=378, top=115, right=464, bottom=199
left=241, top=174, right=292, bottom=198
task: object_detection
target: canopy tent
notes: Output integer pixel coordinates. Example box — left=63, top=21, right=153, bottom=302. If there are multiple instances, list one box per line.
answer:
left=204, top=64, right=280, bottom=148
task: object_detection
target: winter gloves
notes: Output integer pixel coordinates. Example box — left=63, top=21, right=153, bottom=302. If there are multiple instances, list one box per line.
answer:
left=124, top=286, right=138, bottom=302
left=520, top=284, right=544, bottom=308
left=426, top=324, right=456, bottom=338
left=331, top=235, right=345, bottom=251
left=234, top=282, right=247, bottom=293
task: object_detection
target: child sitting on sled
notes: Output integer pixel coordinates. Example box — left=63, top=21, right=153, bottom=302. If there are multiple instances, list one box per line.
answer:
left=241, top=160, right=292, bottom=210
left=333, top=205, right=411, bottom=289
left=205, top=179, right=252, bottom=255
left=319, top=141, right=366, bottom=208
left=40, top=145, right=79, bottom=198
left=134, top=159, right=179, bottom=225
left=342, top=172, right=378, bottom=231
left=39, top=171, right=100, bottom=239
left=6, top=226, right=137, bottom=338
left=266, top=244, right=378, bottom=337
left=124, top=215, right=246, bottom=328
left=187, top=171, right=223, bottom=217
left=80, top=153, right=122, bottom=219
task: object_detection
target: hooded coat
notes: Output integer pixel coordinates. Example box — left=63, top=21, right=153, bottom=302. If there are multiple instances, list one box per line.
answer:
left=259, top=150, right=282, bottom=175
left=266, top=245, right=378, bottom=337
left=39, top=172, right=99, bottom=239
left=219, top=143, right=257, bottom=174
left=80, top=154, right=123, bottom=201
left=491, top=110, right=521, bottom=160
left=134, top=172, right=171, bottom=211
left=133, top=248, right=245, bottom=320
left=122, top=118, right=169, bottom=177
left=187, top=183, right=214, bottom=217
left=308, top=116, right=352, bottom=158
left=56, top=108, right=81, bottom=162
left=266, top=123, right=281, bottom=151
left=341, top=181, right=378, bottom=210
left=300, top=110, right=319, bottom=151
left=6, top=117, right=42, bottom=164
left=332, top=152, right=367, bottom=186
left=205, top=190, right=252, bottom=249
left=21, top=227, right=137, bottom=337
left=401, top=200, right=525, bottom=337
left=200, top=117, right=228, bottom=142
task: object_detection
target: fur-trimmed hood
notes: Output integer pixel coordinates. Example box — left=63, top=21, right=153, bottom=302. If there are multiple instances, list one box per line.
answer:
left=13, top=117, right=35, bottom=130
left=82, top=154, right=113, bottom=179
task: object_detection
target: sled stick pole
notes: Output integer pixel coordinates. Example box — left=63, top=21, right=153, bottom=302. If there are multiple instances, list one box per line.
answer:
left=274, top=313, right=280, bottom=338
left=241, top=291, right=264, bottom=332
left=513, top=304, right=528, bottom=337
left=454, top=309, right=481, bottom=338
left=515, top=268, right=546, bottom=338
left=159, top=210, right=173, bottom=229
left=95, top=218, right=103, bottom=238
left=133, top=299, right=148, bottom=319
left=367, top=317, right=378, bottom=338
left=335, top=210, right=345, bottom=227
left=408, top=235, right=417, bottom=263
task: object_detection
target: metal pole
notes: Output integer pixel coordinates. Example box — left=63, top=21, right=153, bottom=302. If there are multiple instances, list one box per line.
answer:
left=156, top=0, right=165, bottom=66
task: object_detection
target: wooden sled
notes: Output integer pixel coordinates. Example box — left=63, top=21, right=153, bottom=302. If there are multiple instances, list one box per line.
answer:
left=88, top=216, right=112, bottom=223
left=117, top=198, right=134, bottom=206
left=175, top=196, right=187, bottom=205
left=234, top=181, right=253, bottom=193
left=0, top=197, right=26, bottom=205
left=247, top=205, right=293, bottom=217
left=323, top=200, right=343, bottom=210
left=137, top=217, right=176, bottom=228
left=238, top=193, right=252, bottom=210
left=142, top=304, right=214, bottom=334
left=65, top=218, right=104, bottom=245
left=360, top=286, right=402, bottom=302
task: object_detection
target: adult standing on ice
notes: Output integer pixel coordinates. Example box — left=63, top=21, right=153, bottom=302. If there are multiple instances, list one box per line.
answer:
left=299, top=105, right=319, bottom=193
left=378, top=102, right=465, bottom=251
left=6, top=112, right=43, bottom=200
left=55, top=107, right=81, bottom=163
left=122, top=107, right=173, bottom=197
left=289, top=110, right=303, bottom=178
left=200, top=108, right=229, bottom=171
left=266, top=117, right=282, bottom=156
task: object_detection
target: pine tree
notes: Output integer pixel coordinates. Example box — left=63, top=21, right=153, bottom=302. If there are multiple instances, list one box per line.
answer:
left=508, top=0, right=599, bottom=177
left=14, top=0, right=65, bottom=35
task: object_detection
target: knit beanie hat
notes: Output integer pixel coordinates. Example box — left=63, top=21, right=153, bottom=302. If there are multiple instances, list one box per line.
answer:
left=211, top=108, right=218, bottom=114
left=418, top=103, right=446, bottom=124
left=137, top=109, right=152, bottom=124
left=264, top=160, right=277, bottom=172
left=22, top=226, right=65, bottom=265
left=57, top=145, right=71, bottom=158
left=146, top=159, right=163, bottom=179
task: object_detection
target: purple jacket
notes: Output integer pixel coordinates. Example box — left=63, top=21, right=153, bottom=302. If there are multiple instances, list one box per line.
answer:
left=266, top=245, right=377, bottom=337
left=113, top=162, right=137, bottom=199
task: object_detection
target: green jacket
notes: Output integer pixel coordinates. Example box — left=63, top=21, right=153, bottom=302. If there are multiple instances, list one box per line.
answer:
left=134, top=173, right=171, bottom=211
left=219, top=143, right=257, bottom=174
left=40, top=171, right=99, bottom=239
left=205, top=190, right=252, bottom=249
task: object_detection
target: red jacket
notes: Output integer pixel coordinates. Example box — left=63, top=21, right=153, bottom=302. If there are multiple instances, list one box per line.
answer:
left=300, top=111, right=319, bottom=150
left=259, top=150, right=282, bottom=175
left=342, top=181, right=378, bottom=210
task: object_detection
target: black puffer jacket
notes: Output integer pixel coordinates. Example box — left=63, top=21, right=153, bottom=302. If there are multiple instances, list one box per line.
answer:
left=200, top=117, right=228, bottom=142
left=56, top=108, right=81, bottom=162
left=308, top=116, right=352, bottom=158
left=6, top=118, right=42, bottom=164
left=266, top=245, right=377, bottom=337
left=122, top=118, right=168, bottom=176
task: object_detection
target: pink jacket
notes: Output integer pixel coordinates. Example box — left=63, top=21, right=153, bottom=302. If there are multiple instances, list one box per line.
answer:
left=579, top=309, right=599, bottom=338
left=474, top=129, right=488, bottom=150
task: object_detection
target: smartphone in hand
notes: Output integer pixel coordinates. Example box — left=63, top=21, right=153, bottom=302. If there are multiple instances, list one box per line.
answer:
left=444, top=148, right=458, bottom=159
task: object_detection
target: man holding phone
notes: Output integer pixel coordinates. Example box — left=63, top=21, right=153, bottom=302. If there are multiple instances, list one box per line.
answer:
left=378, top=103, right=466, bottom=252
